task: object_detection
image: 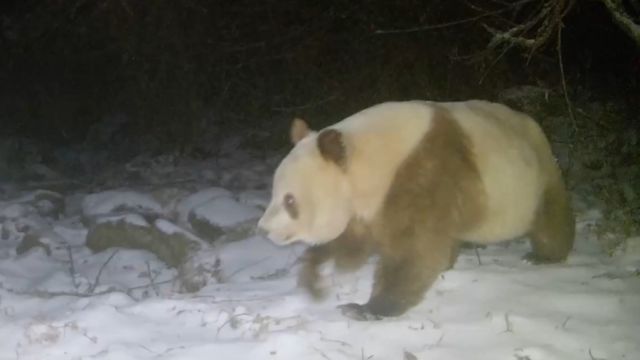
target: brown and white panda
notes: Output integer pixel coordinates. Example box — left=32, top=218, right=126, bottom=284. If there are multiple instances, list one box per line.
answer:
left=257, top=100, right=574, bottom=320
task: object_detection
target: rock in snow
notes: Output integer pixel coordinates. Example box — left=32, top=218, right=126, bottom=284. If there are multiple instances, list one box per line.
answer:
left=188, top=196, right=262, bottom=242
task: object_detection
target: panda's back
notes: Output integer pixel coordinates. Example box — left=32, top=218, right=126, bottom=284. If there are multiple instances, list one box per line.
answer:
left=329, top=100, right=553, bottom=242
left=442, top=100, right=552, bottom=243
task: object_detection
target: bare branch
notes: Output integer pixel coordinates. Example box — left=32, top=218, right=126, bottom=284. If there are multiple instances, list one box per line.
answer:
left=484, top=0, right=576, bottom=53
left=484, top=23, right=536, bottom=49
left=89, top=250, right=120, bottom=294
left=374, top=0, right=536, bottom=34
left=66, top=245, right=79, bottom=290
left=600, top=0, right=640, bottom=47
left=375, top=11, right=508, bottom=34
left=556, top=18, right=576, bottom=132
left=145, top=261, right=160, bottom=296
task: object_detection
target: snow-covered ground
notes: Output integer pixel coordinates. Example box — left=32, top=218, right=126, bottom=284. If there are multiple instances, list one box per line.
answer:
left=0, top=148, right=639, bottom=360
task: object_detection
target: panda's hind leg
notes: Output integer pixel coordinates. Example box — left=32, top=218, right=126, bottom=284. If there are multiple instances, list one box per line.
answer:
left=526, top=178, right=575, bottom=264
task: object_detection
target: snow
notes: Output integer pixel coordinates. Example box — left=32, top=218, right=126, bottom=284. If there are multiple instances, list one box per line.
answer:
left=82, top=191, right=163, bottom=219
left=190, top=196, right=262, bottom=228
left=175, top=187, right=232, bottom=223
left=95, top=213, right=150, bottom=227
left=1, top=153, right=639, bottom=360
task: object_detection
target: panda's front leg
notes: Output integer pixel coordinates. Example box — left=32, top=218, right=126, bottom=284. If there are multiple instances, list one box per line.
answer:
left=298, top=244, right=334, bottom=300
left=339, top=240, right=452, bottom=321
left=299, top=227, right=370, bottom=300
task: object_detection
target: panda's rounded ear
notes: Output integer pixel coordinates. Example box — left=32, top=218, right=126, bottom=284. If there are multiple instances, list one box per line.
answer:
left=317, top=129, right=346, bottom=169
left=290, top=118, right=311, bottom=144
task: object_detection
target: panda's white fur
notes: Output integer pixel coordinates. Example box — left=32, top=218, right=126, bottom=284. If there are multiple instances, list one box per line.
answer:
left=259, top=100, right=554, bottom=246
left=258, top=131, right=352, bottom=245
left=259, top=101, right=431, bottom=244
left=258, top=100, right=574, bottom=319
left=445, top=100, right=553, bottom=243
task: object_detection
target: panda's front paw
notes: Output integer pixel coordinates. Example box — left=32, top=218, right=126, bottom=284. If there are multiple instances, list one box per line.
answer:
left=337, top=303, right=383, bottom=321
left=298, top=268, right=328, bottom=300
left=304, top=282, right=328, bottom=300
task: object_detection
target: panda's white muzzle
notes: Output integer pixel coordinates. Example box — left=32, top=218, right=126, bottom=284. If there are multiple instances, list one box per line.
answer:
left=257, top=210, right=295, bottom=245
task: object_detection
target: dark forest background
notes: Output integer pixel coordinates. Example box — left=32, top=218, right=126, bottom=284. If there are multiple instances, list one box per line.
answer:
left=0, top=0, right=637, bottom=147
left=0, top=0, right=638, bottom=250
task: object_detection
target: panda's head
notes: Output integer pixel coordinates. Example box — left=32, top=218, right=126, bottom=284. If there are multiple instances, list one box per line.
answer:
left=258, top=118, right=352, bottom=246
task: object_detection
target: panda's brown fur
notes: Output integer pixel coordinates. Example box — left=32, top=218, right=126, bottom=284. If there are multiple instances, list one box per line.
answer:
left=261, top=101, right=575, bottom=320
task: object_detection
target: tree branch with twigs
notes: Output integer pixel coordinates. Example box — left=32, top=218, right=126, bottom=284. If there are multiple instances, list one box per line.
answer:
left=600, top=0, right=640, bottom=47
left=479, top=0, right=576, bottom=56
left=471, top=0, right=638, bottom=126
left=480, top=0, right=639, bottom=53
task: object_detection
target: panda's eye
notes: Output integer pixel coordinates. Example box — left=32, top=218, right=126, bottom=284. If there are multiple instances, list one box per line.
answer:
left=283, top=193, right=298, bottom=219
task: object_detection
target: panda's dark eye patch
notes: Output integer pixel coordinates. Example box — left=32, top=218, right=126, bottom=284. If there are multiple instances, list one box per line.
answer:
left=283, top=193, right=298, bottom=219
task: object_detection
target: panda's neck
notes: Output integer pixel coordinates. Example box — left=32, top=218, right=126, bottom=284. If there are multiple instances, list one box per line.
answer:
left=341, top=116, right=432, bottom=221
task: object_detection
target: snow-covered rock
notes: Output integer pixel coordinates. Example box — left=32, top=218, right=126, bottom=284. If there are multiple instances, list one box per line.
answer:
left=81, top=190, right=163, bottom=224
left=86, top=217, right=198, bottom=267
left=188, top=196, right=261, bottom=242
left=175, top=187, right=232, bottom=224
